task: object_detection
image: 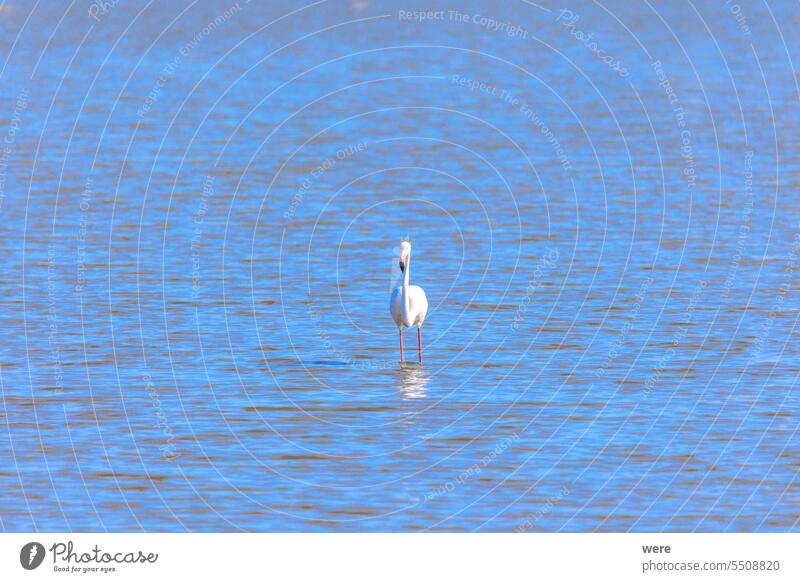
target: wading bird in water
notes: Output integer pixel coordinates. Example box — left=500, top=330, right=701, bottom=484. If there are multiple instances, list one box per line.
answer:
left=390, top=241, right=428, bottom=363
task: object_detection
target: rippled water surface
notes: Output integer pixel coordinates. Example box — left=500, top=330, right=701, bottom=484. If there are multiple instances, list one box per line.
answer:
left=1, top=1, right=799, bottom=531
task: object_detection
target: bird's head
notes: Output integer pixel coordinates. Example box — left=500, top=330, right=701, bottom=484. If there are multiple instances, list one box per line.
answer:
left=399, top=241, right=411, bottom=273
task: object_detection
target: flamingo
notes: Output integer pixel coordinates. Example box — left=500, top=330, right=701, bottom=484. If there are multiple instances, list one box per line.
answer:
left=390, top=241, right=428, bottom=363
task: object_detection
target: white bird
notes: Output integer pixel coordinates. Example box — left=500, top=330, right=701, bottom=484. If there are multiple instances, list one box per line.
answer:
left=390, top=241, right=428, bottom=363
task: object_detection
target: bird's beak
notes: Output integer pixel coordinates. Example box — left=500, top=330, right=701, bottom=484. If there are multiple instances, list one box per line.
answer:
left=399, top=252, right=408, bottom=272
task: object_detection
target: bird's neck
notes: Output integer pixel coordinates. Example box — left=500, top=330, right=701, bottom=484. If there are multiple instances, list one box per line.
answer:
left=402, top=258, right=411, bottom=314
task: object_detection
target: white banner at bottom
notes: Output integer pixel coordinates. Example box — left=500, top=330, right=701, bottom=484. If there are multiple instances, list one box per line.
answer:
left=0, top=533, right=796, bottom=581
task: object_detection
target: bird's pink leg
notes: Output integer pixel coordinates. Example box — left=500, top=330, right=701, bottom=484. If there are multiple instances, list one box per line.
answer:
left=418, top=327, right=422, bottom=364
left=399, top=328, right=404, bottom=362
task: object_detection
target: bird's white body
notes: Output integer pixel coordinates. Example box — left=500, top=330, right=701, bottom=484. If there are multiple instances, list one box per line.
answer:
left=390, top=284, right=428, bottom=328
left=390, top=241, right=428, bottom=362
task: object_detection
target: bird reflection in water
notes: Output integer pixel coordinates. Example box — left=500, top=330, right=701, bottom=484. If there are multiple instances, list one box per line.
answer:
left=398, top=365, right=429, bottom=399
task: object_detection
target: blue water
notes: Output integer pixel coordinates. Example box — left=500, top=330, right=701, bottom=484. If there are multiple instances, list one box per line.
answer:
left=0, top=0, right=799, bottom=531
